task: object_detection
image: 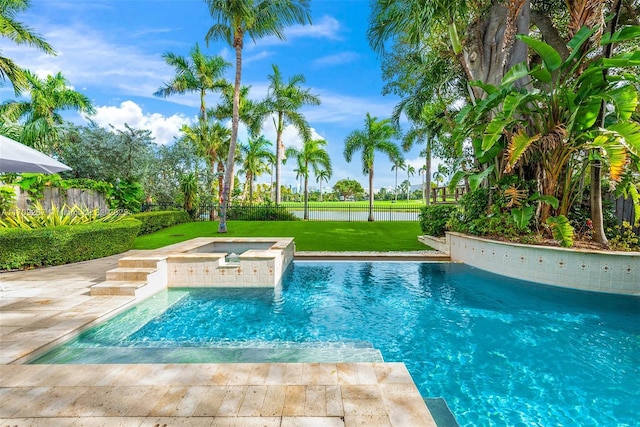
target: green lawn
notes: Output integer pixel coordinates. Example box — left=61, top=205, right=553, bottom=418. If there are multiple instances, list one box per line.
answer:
left=133, top=221, right=430, bottom=252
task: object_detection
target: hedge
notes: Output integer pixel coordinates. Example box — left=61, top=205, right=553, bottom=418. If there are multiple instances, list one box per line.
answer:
left=130, top=210, right=191, bottom=235
left=419, top=204, right=459, bottom=237
left=0, top=218, right=141, bottom=271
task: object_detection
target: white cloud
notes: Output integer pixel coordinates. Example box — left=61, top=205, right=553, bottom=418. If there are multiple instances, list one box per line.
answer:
left=90, top=101, right=193, bottom=145
left=251, top=15, right=342, bottom=48
left=313, top=52, right=359, bottom=67
left=4, top=22, right=172, bottom=99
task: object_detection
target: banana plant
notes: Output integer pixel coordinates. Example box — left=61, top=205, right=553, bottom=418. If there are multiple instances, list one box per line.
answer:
left=454, top=25, right=640, bottom=224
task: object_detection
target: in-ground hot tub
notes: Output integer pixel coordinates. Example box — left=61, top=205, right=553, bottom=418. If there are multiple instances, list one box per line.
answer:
left=91, top=238, right=295, bottom=296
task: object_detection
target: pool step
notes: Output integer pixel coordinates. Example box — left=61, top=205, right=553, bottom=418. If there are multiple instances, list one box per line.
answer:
left=89, top=280, right=147, bottom=296
left=424, top=397, right=460, bottom=427
left=32, top=346, right=385, bottom=364
left=105, top=267, right=157, bottom=282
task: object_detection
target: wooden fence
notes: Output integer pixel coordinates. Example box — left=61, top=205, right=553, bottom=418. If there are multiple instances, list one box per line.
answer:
left=9, top=186, right=109, bottom=214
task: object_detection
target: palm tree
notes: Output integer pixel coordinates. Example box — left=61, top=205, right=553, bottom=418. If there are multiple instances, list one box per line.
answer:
left=264, top=64, right=321, bottom=204
left=154, top=44, right=229, bottom=123
left=316, top=169, right=331, bottom=202
left=211, top=83, right=264, bottom=138
left=1, top=71, right=94, bottom=152
left=285, top=138, right=332, bottom=219
left=203, top=0, right=312, bottom=233
left=181, top=119, right=231, bottom=203
left=344, top=113, right=401, bottom=221
left=391, top=158, right=405, bottom=203
left=0, top=0, right=55, bottom=94
left=238, top=135, right=274, bottom=203
left=406, top=164, right=416, bottom=202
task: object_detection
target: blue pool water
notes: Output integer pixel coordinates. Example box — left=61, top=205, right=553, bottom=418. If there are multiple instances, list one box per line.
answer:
left=33, top=262, right=640, bottom=426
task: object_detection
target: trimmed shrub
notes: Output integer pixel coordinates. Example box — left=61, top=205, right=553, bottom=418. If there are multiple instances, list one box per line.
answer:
left=227, top=204, right=299, bottom=221
left=130, top=210, right=191, bottom=235
left=0, top=218, right=141, bottom=270
left=419, top=204, right=458, bottom=237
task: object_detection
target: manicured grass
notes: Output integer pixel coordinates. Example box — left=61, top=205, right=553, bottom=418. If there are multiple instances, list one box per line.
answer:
left=132, top=221, right=430, bottom=251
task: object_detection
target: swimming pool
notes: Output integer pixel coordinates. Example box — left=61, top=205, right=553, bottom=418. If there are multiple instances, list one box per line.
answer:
left=33, top=261, right=640, bottom=426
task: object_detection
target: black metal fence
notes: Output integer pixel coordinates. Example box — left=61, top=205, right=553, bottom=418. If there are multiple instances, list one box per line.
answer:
left=142, top=202, right=424, bottom=222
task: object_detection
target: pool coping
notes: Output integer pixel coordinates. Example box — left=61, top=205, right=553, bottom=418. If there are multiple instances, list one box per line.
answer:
left=0, top=250, right=440, bottom=426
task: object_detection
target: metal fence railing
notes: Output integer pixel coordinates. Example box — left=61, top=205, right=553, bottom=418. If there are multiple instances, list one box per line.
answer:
left=141, top=202, right=424, bottom=222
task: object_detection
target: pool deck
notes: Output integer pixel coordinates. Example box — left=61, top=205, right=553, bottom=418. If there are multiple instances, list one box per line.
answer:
left=0, top=252, right=438, bottom=426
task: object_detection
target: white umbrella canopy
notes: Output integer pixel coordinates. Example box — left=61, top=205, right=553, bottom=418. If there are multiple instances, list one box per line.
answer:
left=0, top=134, right=71, bottom=174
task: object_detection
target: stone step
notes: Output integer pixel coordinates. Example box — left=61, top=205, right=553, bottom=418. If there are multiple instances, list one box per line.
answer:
left=90, top=280, right=148, bottom=296
left=31, top=346, right=385, bottom=364
left=105, top=267, right=157, bottom=282
left=117, top=257, right=164, bottom=268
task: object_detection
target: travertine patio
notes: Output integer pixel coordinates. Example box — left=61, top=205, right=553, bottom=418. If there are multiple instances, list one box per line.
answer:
left=0, top=252, right=437, bottom=426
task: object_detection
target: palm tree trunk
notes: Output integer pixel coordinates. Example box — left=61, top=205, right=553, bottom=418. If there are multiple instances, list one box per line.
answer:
left=303, top=176, right=309, bottom=220
left=318, top=178, right=323, bottom=202
left=368, top=168, right=375, bottom=222
left=218, top=34, right=243, bottom=233
left=394, top=168, right=398, bottom=203
left=590, top=0, right=621, bottom=246
left=425, top=140, right=432, bottom=206
left=275, top=113, right=284, bottom=204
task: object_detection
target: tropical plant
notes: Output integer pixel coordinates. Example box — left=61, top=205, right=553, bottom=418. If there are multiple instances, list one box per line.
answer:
left=1, top=71, right=94, bottom=152
left=154, top=44, right=229, bottom=122
left=0, top=202, right=124, bottom=229
left=344, top=113, right=401, bottom=221
left=454, top=25, right=640, bottom=238
left=203, top=0, right=312, bottom=233
left=405, top=165, right=416, bottom=202
left=179, top=172, right=198, bottom=218
left=238, top=135, right=274, bottom=202
left=391, top=158, right=405, bottom=203
left=0, top=185, right=16, bottom=215
left=315, top=169, right=330, bottom=202
left=285, top=138, right=332, bottom=219
left=0, top=0, right=55, bottom=94
left=264, top=64, right=321, bottom=204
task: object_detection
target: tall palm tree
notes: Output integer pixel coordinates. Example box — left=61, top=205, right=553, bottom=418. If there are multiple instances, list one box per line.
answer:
left=406, top=164, right=416, bottom=202
left=344, top=113, right=401, bottom=221
left=203, top=0, right=312, bottom=233
left=0, top=0, right=55, bottom=94
left=391, top=158, right=405, bottom=203
left=285, top=138, right=332, bottom=219
left=316, top=169, right=330, bottom=202
left=154, top=44, right=229, bottom=123
left=1, top=71, right=94, bottom=152
left=238, top=135, right=274, bottom=203
left=264, top=64, right=321, bottom=204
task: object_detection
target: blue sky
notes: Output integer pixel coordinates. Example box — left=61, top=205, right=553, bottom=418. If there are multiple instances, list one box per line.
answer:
left=4, top=0, right=432, bottom=191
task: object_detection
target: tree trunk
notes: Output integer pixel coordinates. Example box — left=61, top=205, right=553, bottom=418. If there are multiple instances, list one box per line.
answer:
left=318, top=179, right=323, bottom=202
left=463, top=0, right=531, bottom=99
left=303, top=175, right=309, bottom=220
left=218, top=33, right=243, bottom=233
left=590, top=0, right=622, bottom=246
left=274, top=112, right=284, bottom=204
left=425, top=136, right=432, bottom=205
left=368, top=168, right=375, bottom=222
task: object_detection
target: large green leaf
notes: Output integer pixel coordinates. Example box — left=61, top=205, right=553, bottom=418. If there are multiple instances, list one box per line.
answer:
left=512, top=205, right=535, bottom=230
left=506, top=130, right=540, bottom=172
left=482, top=118, right=510, bottom=151
left=517, top=35, right=562, bottom=71
left=546, top=215, right=574, bottom=248
left=468, top=165, right=494, bottom=191
left=530, top=193, right=559, bottom=210
left=565, top=26, right=597, bottom=67
left=607, top=122, right=640, bottom=157
left=606, top=84, right=638, bottom=121
left=591, top=135, right=629, bottom=181
left=501, top=62, right=531, bottom=86
left=601, top=25, right=640, bottom=45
